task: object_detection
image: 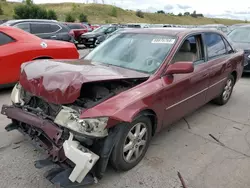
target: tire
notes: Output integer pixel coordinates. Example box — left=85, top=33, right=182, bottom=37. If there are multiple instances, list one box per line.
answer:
left=213, top=74, right=235, bottom=105
left=110, top=116, right=152, bottom=171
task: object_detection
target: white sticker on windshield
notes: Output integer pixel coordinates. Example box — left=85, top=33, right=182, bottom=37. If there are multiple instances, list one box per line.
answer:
left=151, top=38, right=175, bottom=44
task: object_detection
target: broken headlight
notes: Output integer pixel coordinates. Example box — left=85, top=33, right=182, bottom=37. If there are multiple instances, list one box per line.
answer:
left=11, top=83, right=24, bottom=105
left=54, top=107, right=108, bottom=138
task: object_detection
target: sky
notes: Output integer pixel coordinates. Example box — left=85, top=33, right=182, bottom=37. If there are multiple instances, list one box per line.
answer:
left=8, top=0, right=250, bottom=20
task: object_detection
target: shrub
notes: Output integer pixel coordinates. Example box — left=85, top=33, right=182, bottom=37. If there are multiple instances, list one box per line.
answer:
left=78, top=13, right=88, bottom=22
left=178, top=13, right=182, bottom=16
left=156, top=10, right=165, bottom=14
left=0, top=5, right=3, bottom=15
left=65, top=13, right=75, bottom=22
left=109, top=6, right=117, bottom=17
left=136, top=10, right=144, bottom=18
left=14, top=4, right=48, bottom=19
left=47, top=9, right=57, bottom=20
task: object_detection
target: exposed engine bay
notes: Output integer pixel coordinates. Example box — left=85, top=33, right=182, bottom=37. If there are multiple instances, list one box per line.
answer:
left=21, top=78, right=146, bottom=119
left=2, top=77, right=147, bottom=187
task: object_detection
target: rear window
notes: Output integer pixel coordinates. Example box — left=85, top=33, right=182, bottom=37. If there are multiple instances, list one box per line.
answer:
left=14, top=23, right=30, bottom=32
left=67, top=24, right=84, bottom=29
left=31, top=23, right=61, bottom=34
left=0, top=32, right=15, bottom=45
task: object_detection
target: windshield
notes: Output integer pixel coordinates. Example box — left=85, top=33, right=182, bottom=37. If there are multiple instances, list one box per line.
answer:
left=84, top=33, right=176, bottom=74
left=228, top=27, right=250, bottom=43
left=92, top=26, right=109, bottom=33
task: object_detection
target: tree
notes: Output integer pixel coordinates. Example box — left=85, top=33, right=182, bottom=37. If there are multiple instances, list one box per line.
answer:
left=65, top=13, right=75, bottom=22
left=23, top=0, right=33, bottom=5
left=178, top=13, right=182, bottom=16
left=0, top=5, right=3, bottom=15
left=156, top=10, right=165, bottom=14
left=79, top=13, right=88, bottom=22
left=136, top=10, right=144, bottom=18
left=47, top=10, right=57, bottom=20
left=191, top=10, right=197, bottom=18
left=184, top=12, right=190, bottom=16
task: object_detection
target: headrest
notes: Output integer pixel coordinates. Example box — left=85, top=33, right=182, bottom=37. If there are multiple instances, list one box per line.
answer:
left=180, top=40, right=191, bottom=52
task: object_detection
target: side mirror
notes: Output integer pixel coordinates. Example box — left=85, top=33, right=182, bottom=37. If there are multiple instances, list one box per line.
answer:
left=165, top=61, right=194, bottom=75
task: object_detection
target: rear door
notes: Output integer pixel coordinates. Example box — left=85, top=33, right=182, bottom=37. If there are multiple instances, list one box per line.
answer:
left=30, top=23, right=62, bottom=40
left=204, top=32, right=235, bottom=102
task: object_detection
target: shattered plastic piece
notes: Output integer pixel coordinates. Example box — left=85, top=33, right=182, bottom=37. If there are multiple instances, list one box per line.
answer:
left=63, top=133, right=99, bottom=183
left=34, top=157, right=54, bottom=169
left=50, top=168, right=96, bottom=188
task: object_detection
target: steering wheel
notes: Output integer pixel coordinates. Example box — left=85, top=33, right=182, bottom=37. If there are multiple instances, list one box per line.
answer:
left=144, top=56, right=162, bottom=70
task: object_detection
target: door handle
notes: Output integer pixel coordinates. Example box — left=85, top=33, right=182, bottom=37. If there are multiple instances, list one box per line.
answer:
left=50, top=35, right=57, bottom=38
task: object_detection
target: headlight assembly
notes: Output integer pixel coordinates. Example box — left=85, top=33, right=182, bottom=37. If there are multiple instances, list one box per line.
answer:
left=54, top=107, right=109, bottom=138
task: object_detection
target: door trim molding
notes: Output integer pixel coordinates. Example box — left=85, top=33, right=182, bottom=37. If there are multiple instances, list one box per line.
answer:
left=165, top=77, right=227, bottom=110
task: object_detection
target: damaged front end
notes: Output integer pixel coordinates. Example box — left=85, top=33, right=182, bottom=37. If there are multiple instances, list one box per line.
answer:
left=1, top=83, right=128, bottom=187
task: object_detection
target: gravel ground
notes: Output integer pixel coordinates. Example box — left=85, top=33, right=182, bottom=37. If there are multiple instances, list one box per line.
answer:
left=1, top=52, right=250, bottom=188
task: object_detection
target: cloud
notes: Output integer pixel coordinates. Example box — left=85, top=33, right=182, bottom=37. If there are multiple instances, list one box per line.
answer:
left=164, top=4, right=173, bottom=10
left=176, top=4, right=191, bottom=9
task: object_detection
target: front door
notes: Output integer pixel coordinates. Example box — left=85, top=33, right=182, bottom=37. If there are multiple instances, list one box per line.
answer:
left=161, top=34, right=210, bottom=127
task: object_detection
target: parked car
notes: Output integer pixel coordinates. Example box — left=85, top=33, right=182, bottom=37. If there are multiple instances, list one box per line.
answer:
left=1, top=28, right=243, bottom=187
left=80, top=24, right=120, bottom=47
left=227, top=25, right=250, bottom=72
left=95, top=27, right=135, bottom=46
left=2, top=19, right=75, bottom=43
left=62, top=22, right=89, bottom=43
left=0, top=26, right=79, bottom=88
left=198, top=24, right=229, bottom=33
left=90, top=24, right=100, bottom=30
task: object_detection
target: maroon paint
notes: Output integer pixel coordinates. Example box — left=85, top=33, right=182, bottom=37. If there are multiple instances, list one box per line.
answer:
left=18, top=29, right=244, bottom=134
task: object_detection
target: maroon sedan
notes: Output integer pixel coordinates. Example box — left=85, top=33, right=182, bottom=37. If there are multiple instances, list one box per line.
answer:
left=1, top=28, right=244, bottom=186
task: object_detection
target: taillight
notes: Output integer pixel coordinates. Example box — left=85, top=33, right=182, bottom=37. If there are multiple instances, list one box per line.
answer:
left=69, top=30, right=75, bottom=38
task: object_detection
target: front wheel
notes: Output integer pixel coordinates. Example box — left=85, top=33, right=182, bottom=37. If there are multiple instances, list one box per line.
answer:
left=110, top=116, right=152, bottom=171
left=213, top=74, right=235, bottom=105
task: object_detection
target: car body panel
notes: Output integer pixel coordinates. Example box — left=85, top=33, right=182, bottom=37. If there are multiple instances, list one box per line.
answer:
left=0, top=26, right=79, bottom=86
left=19, top=59, right=149, bottom=104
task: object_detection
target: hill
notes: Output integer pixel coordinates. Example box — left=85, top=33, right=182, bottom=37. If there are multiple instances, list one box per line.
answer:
left=0, top=1, right=247, bottom=25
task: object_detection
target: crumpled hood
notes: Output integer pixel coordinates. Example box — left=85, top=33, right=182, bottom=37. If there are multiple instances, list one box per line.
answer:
left=19, top=59, right=149, bottom=104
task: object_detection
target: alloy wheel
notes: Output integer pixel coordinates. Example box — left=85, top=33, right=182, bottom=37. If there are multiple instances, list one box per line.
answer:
left=123, top=122, right=148, bottom=163
left=222, top=78, right=233, bottom=101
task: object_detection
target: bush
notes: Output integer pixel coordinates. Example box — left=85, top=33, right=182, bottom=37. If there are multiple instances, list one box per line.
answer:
left=65, top=13, right=75, bottom=22
left=156, top=10, right=165, bottom=14
left=136, top=10, right=144, bottom=18
left=78, top=13, right=88, bottom=22
left=14, top=1, right=57, bottom=20
left=0, top=5, right=3, bottom=15
left=109, top=6, right=117, bottom=17
left=47, top=9, right=57, bottom=20
left=178, top=13, right=182, bottom=16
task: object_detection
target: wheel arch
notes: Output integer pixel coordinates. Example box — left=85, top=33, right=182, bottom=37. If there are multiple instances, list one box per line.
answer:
left=133, top=109, right=158, bottom=136
left=231, top=70, right=237, bottom=84
left=32, top=56, right=53, bottom=60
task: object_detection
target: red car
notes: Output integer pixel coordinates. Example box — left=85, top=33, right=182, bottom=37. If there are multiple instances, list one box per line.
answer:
left=1, top=28, right=243, bottom=186
left=63, top=22, right=90, bottom=42
left=0, top=26, right=79, bottom=88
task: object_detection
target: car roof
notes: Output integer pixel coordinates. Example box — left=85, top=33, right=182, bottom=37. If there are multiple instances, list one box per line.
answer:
left=120, top=28, right=223, bottom=37
left=2, top=19, right=58, bottom=26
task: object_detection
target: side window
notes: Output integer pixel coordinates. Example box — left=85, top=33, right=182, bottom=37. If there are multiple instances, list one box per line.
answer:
left=50, top=24, right=61, bottom=32
left=171, top=34, right=205, bottom=65
left=204, top=33, right=227, bottom=59
left=14, top=23, right=30, bottom=32
left=106, top=27, right=115, bottom=33
left=31, top=23, right=52, bottom=34
left=0, top=32, right=15, bottom=46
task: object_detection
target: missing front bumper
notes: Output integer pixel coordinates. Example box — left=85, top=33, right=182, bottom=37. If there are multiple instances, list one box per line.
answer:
left=1, top=105, right=100, bottom=186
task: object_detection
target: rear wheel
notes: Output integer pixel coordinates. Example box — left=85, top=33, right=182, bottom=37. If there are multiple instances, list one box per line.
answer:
left=110, top=116, right=152, bottom=171
left=213, top=74, right=235, bottom=105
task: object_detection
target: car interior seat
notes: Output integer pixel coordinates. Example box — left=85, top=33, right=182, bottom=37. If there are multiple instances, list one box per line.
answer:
left=171, top=40, right=197, bottom=63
